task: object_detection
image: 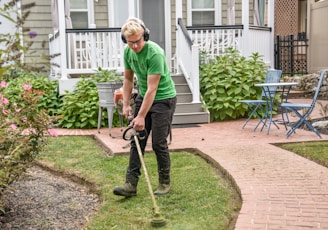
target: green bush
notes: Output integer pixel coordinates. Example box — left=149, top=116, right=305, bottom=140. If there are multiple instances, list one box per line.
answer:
left=0, top=1, right=57, bottom=212
left=57, top=68, right=124, bottom=129
left=3, top=71, right=61, bottom=116
left=0, top=79, right=57, bottom=212
left=200, top=48, right=267, bottom=121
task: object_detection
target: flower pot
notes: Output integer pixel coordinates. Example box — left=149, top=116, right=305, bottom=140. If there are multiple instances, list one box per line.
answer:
left=96, top=82, right=123, bottom=107
left=96, top=81, right=123, bottom=135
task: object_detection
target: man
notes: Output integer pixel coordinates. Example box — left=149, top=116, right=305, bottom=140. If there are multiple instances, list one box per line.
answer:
left=113, top=18, right=176, bottom=197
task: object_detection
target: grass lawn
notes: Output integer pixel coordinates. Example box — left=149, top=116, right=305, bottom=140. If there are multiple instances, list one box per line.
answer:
left=275, top=140, right=328, bottom=168
left=38, top=136, right=241, bottom=230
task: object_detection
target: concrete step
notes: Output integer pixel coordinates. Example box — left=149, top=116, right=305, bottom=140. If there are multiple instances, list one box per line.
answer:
left=175, top=102, right=205, bottom=113
left=175, top=83, right=191, bottom=93
left=172, top=111, right=210, bottom=124
left=171, top=74, right=187, bottom=84
left=176, top=93, right=193, bottom=103
left=171, top=73, right=210, bottom=125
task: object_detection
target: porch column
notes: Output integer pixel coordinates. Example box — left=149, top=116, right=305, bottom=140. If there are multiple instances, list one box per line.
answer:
left=176, top=0, right=182, bottom=19
left=268, top=0, right=275, bottom=68
left=175, top=0, right=183, bottom=74
left=58, top=0, right=68, bottom=79
left=242, top=0, right=250, bottom=58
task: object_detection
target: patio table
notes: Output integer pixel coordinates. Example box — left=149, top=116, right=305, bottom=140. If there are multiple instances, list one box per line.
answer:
left=255, top=82, right=298, bottom=134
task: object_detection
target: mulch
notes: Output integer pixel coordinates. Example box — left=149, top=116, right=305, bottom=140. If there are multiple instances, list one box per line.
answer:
left=0, top=165, right=100, bottom=230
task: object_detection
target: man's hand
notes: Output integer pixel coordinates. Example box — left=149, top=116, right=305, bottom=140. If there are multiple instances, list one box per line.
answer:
left=131, top=115, right=145, bottom=131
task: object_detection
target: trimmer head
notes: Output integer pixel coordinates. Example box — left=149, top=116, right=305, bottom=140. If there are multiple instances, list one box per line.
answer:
left=151, top=213, right=167, bottom=227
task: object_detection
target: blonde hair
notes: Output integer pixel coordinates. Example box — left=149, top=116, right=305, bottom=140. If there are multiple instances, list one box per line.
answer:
left=121, top=17, right=146, bottom=37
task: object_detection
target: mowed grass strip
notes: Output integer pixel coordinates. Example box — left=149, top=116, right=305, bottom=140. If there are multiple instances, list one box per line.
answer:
left=39, top=136, right=241, bottom=230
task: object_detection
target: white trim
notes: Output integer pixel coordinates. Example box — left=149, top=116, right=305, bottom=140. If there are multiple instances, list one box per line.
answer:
left=217, top=0, right=222, bottom=25
left=242, top=0, right=249, bottom=57
left=165, top=0, right=171, bottom=69
left=88, top=0, right=95, bottom=26
left=187, top=0, right=220, bottom=26
left=58, top=0, right=68, bottom=79
left=268, top=0, right=274, bottom=68
left=108, top=0, right=113, bottom=26
left=176, top=0, right=182, bottom=19
left=130, top=0, right=137, bottom=17
left=187, top=1, right=191, bottom=25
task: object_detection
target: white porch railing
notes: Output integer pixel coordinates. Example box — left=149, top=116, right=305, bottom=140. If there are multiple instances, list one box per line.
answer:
left=49, top=19, right=272, bottom=101
left=175, top=19, right=272, bottom=104
left=186, top=24, right=272, bottom=66
left=187, top=24, right=243, bottom=61
left=176, top=19, right=200, bottom=103
left=49, top=27, right=125, bottom=78
left=248, top=26, right=273, bottom=66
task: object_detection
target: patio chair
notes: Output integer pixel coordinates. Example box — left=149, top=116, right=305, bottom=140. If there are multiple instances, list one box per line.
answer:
left=281, top=69, right=326, bottom=139
left=239, top=69, right=283, bottom=131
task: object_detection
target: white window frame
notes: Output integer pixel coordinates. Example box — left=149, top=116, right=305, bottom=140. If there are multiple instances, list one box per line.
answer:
left=187, top=0, right=220, bottom=26
left=70, top=0, right=94, bottom=28
left=108, top=0, right=138, bottom=27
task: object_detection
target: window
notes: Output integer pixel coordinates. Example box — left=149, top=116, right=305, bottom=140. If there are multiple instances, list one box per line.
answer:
left=190, top=0, right=216, bottom=26
left=70, top=0, right=88, bottom=28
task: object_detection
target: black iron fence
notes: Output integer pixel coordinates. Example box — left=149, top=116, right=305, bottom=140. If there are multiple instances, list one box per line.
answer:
left=274, top=32, right=308, bottom=76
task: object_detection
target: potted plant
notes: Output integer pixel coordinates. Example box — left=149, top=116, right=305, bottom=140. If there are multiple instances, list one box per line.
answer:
left=95, top=67, right=124, bottom=107
left=95, top=67, right=124, bottom=134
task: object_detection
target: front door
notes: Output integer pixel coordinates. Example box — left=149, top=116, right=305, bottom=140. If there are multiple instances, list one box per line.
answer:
left=139, top=0, right=165, bottom=50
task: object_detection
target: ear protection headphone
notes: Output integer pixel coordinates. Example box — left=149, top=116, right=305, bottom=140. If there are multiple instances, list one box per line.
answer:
left=121, top=18, right=150, bottom=44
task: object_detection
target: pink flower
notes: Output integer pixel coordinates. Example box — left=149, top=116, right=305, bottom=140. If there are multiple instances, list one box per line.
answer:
left=0, top=81, right=7, bottom=88
left=21, top=129, right=30, bottom=135
left=47, top=129, right=58, bottom=137
left=2, top=109, right=9, bottom=115
left=2, top=97, right=9, bottom=105
left=10, top=124, right=17, bottom=130
left=22, top=117, right=28, bottom=123
left=22, top=84, right=32, bottom=90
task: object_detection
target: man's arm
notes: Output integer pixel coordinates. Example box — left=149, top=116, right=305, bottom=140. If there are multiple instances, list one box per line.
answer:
left=132, top=74, right=160, bottom=130
left=122, top=69, right=134, bottom=118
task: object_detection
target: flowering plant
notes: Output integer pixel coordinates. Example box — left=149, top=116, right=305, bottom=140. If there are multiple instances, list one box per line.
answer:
left=0, top=81, right=57, bottom=211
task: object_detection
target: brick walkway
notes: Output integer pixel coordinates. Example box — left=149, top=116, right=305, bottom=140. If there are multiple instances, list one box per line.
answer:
left=54, top=99, right=328, bottom=229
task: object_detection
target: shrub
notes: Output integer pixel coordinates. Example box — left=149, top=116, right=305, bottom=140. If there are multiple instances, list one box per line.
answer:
left=0, top=80, right=57, bottom=212
left=200, top=48, right=267, bottom=121
left=0, top=1, right=58, bottom=212
left=57, top=68, right=124, bottom=129
left=2, top=71, right=61, bottom=116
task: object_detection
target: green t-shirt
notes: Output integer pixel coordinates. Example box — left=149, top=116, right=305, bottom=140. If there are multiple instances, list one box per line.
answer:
left=124, top=41, right=176, bottom=100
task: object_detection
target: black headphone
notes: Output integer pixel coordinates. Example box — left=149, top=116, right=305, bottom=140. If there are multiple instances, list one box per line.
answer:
left=121, top=18, right=150, bottom=44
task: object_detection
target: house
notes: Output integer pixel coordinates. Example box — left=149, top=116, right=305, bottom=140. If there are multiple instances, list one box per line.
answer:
left=0, top=0, right=17, bottom=49
left=4, top=1, right=328, bottom=81
left=2, top=0, right=277, bottom=124
left=47, top=0, right=275, bottom=91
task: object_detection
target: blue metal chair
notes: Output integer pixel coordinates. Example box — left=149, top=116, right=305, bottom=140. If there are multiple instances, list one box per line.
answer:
left=281, top=70, right=326, bottom=139
left=239, top=69, right=283, bottom=131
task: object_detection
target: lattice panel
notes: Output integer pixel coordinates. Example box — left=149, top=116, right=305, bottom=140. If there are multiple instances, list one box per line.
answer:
left=275, top=0, right=298, bottom=36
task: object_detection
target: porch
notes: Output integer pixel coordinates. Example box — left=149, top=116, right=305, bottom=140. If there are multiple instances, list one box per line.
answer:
left=48, top=21, right=272, bottom=95
left=48, top=0, right=274, bottom=125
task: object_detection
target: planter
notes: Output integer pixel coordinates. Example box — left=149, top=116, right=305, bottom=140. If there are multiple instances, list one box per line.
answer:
left=96, top=82, right=123, bottom=107
left=96, top=81, right=123, bottom=135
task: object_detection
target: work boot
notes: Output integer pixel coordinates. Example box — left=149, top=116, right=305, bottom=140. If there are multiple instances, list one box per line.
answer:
left=113, top=183, right=137, bottom=197
left=154, top=184, right=171, bottom=195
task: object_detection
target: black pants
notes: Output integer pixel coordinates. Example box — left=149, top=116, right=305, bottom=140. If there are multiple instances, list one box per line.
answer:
left=126, top=95, right=177, bottom=186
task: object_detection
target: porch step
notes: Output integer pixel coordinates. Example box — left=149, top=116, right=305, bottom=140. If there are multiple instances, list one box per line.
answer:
left=173, top=112, right=210, bottom=124
left=175, top=102, right=205, bottom=113
left=172, top=73, right=210, bottom=125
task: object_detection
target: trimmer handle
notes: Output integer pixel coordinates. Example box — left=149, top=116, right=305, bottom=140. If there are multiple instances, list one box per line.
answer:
left=122, top=126, right=148, bottom=141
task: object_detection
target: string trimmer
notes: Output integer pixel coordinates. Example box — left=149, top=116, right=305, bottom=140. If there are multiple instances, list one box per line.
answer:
left=123, top=125, right=167, bottom=228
